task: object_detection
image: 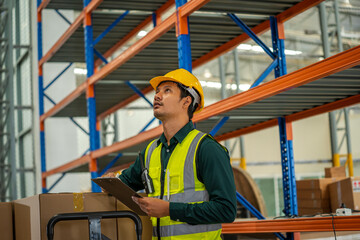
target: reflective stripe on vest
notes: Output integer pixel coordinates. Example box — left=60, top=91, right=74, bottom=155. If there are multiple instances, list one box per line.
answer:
left=144, top=129, right=222, bottom=238
left=152, top=222, right=221, bottom=237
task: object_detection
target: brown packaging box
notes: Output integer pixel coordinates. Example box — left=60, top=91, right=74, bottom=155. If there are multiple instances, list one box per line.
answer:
left=116, top=194, right=152, bottom=240
left=0, top=202, right=14, bottom=240
left=297, top=178, right=345, bottom=215
left=297, top=189, right=322, bottom=199
left=297, top=178, right=346, bottom=199
left=13, top=193, right=118, bottom=240
left=325, top=166, right=346, bottom=178
left=329, top=177, right=360, bottom=212
left=297, top=198, right=330, bottom=209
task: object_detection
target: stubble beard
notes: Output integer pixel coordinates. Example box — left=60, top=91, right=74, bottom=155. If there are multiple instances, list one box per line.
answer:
left=153, top=109, right=164, bottom=121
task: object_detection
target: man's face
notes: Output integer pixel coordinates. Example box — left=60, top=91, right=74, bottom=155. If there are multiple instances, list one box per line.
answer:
left=153, top=81, right=188, bottom=120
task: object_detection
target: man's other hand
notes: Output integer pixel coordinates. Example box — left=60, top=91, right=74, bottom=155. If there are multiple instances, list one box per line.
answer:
left=100, top=172, right=116, bottom=192
left=102, top=172, right=116, bottom=178
left=132, top=196, right=169, bottom=218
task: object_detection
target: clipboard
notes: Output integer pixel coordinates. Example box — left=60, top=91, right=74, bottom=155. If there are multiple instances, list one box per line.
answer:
left=92, top=177, right=146, bottom=216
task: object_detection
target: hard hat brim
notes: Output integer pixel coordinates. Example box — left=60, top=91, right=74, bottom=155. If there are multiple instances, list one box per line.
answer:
left=150, top=76, right=184, bottom=89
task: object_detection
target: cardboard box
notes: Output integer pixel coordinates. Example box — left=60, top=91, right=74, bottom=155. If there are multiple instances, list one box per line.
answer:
left=14, top=193, right=117, bottom=240
left=296, top=178, right=345, bottom=199
left=297, top=178, right=345, bottom=215
left=297, top=189, right=322, bottom=200
left=0, top=202, right=14, bottom=240
left=325, top=166, right=346, bottom=178
left=297, top=178, right=337, bottom=190
left=329, top=177, right=360, bottom=212
left=116, top=194, right=152, bottom=240
left=297, top=198, right=330, bottom=209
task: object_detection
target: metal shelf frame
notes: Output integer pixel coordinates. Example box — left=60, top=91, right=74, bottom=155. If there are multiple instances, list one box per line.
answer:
left=319, top=1, right=354, bottom=175
left=0, top=0, right=35, bottom=201
left=1, top=0, right=17, bottom=201
left=36, top=0, right=360, bottom=238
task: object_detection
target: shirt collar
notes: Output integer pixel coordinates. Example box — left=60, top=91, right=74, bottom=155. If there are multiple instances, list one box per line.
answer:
left=157, top=121, right=195, bottom=147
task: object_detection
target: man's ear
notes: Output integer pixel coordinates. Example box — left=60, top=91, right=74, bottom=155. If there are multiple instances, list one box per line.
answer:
left=182, top=96, right=191, bottom=109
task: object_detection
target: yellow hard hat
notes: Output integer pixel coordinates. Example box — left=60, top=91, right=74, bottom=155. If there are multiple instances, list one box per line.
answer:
left=150, top=68, right=204, bottom=113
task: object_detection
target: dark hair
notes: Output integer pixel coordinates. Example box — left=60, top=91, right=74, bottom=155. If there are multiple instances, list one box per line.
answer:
left=177, top=83, right=198, bottom=120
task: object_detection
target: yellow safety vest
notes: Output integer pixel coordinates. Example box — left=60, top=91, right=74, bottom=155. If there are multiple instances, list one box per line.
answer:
left=144, top=129, right=222, bottom=240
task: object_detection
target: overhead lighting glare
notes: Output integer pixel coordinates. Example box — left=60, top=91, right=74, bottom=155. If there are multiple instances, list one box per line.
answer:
left=239, top=84, right=251, bottom=91
left=74, top=68, right=87, bottom=75
left=137, top=30, right=148, bottom=37
left=204, top=69, right=212, bottom=78
left=284, top=49, right=302, bottom=55
left=200, top=80, right=221, bottom=89
left=237, top=44, right=302, bottom=55
left=201, top=81, right=250, bottom=91
left=237, top=44, right=252, bottom=50
left=207, top=81, right=222, bottom=89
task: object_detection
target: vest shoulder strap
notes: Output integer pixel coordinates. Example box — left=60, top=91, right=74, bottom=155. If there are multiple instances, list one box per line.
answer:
left=145, top=139, right=158, bottom=169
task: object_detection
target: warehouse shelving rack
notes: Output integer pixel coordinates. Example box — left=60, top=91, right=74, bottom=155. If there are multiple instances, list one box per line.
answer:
left=37, top=0, right=360, bottom=238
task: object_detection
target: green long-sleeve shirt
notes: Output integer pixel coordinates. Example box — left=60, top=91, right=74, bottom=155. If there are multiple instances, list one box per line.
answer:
left=119, top=121, right=237, bottom=224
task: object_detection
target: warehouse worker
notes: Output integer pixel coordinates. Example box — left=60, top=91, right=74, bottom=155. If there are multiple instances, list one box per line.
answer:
left=115, top=68, right=237, bottom=239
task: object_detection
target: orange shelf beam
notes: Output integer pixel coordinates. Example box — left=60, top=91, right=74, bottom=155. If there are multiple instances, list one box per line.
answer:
left=193, top=45, right=360, bottom=122
left=39, top=11, right=84, bottom=66
left=40, top=81, right=87, bottom=122
left=286, top=94, right=360, bottom=122
left=91, top=126, right=163, bottom=159
left=94, top=0, right=175, bottom=68
left=97, top=86, right=153, bottom=121
left=215, top=94, right=360, bottom=142
left=215, top=119, right=278, bottom=142
left=179, top=0, right=211, bottom=17
left=193, top=0, right=325, bottom=69
left=222, top=215, right=360, bottom=234
left=42, top=154, right=91, bottom=178
left=43, top=126, right=163, bottom=176
left=37, top=0, right=51, bottom=12
left=85, top=0, right=104, bottom=13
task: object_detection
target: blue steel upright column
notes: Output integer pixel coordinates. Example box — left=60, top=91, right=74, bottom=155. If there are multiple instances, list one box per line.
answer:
left=271, top=16, right=298, bottom=240
left=83, top=0, right=101, bottom=192
left=37, top=0, right=47, bottom=193
left=175, top=0, right=192, bottom=71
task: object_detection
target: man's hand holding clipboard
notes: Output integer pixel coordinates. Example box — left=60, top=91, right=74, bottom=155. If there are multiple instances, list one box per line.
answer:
left=93, top=176, right=170, bottom=218
left=92, top=177, right=145, bottom=215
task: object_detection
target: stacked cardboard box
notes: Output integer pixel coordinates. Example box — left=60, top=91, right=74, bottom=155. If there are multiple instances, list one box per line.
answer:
left=325, top=166, right=346, bottom=178
left=297, top=166, right=347, bottom=215
left=329, top=177, right=360, bottom=212
left=297, top=178, right=336, bottom=215
left=0, top=202, right=13, bottom=240
left=13, top=193, right=152, bottom=240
